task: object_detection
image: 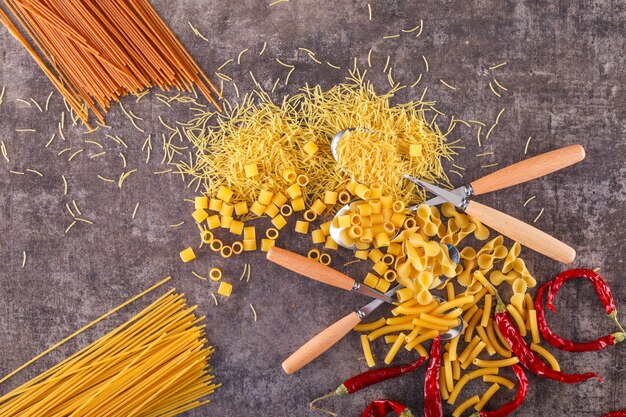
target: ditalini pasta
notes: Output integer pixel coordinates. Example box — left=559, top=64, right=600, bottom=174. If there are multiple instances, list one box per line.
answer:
left=0, top=281, right=219, bottom=416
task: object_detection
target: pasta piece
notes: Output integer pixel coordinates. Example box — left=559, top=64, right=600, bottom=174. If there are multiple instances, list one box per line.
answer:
left=209, top=268, right=222, bottom=281
left=210, top=239, right=223, bottom=251
left=271, top=214, right=288, bottom=229
left=258, top=189, right=274, bottom=205
left=361, top=334, right=375, bottom=367
left=201, top=230, right=214, bottom=244
left=243, top=239, right=257, bottom=251
left=266, top=228, right=280, bottom=239
left=179, top=247, right=196, bottom=262
left=473, top=357, right=520, bottom=368
left=230, top=220, right=244, bottom=235
left=384, top=332, right=406, bottom=364
left=530, top=343, right=560, bottom=371
left=483, top=375, right=515, bottom=390
left=354, top=318, right=386, bottom=332
left=467, top=367, right=499, bottom=380
left=217, top=282, right=233, bottom=297
left=264, top=203, right=280, bottom=218
left=452, top=395, right=480, bottom=417
left=297, top=174, right=310, bottom=186
left=324, top=236, right=339, bottom=250
left=447, top=374, right=470, bottom=405
left=234, top=201, right=249, bottom=216
left=195, top=196, right=209, bottom=209
left=217, top=186, right=234, bottom=202
left=311, top=229, right=326, bottom=244
left=192, top=209, right=209, bottom=223
left=506, top=304, right=527, bottom=336
left=295, top=220, right=309, bottom=234
left=474, top=383, right=501, bottom=411
left=261, top=239, right=275, bottom=252
left=319, top=253, right=332, bottom=265
left=220, top=245, right=233, bottom=258
left=232, top=241, right=244, bottom=254
left=208, top=198, right=223, bottom=212
left=244, top=163, right=259, bottom=177
left=244, top=226, right=256, bottom=240
left=487, top=318, right=512, bottom=357
left=443, top=352, right=454, bottom=392
left=291, top=197, right=306, bottom=211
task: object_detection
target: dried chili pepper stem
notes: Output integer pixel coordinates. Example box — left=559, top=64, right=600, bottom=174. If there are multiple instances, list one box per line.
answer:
left=469, top=364, right=528, bottom=417
left=536, top=280, right=626, bottom=352
left=309, top=358, right=425, bottom=415
left=361, top=399, right=414, bottom=417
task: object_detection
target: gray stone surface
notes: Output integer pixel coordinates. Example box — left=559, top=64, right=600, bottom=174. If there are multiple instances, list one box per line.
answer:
left=0, top=0, right=625, bottom=416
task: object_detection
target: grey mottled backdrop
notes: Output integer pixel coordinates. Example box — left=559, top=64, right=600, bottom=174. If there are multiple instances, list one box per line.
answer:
left=0, top=1, right=624, bottom=416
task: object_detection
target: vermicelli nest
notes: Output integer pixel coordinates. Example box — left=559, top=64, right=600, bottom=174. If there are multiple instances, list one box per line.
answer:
left=176, top=70, right=456, bottom=208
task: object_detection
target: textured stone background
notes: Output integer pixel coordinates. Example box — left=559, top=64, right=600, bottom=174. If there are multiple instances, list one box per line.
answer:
left=0, top=0, right=625, bottom=416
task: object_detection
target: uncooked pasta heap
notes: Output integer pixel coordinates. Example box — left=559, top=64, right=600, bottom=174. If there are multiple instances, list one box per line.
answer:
left=0, top=0, right=220, bottom=126
left=0, top=280, right=219, bottom=416
left=176, top=71, right=459, bottom=280
left=177, top=71, right=455, bottom=207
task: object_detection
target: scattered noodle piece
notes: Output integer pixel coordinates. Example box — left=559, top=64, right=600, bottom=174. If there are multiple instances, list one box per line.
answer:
left=250, top=303, right=258, bottom=321
left=488, top=81, right=501, bottom=97
left=533, top=208, right=545, bottom=223
left=523, top=196, right=536, bottom=207
left=26, top=169, right=43, bottom=176
left=489, top=62, right=508, bottom=70
left=524, top=136, right=532, bottom=154
left=440, top=80, right=457, bottom=90
left=485, top=108, right=506, bottom=140
left=493, top=78, right=508, bottom=91
left=132, top=202, right=140, bottom=219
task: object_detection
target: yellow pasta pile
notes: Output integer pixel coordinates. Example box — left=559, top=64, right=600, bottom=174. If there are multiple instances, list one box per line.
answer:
left=176, top=70, right=455, bottom=207
left=350, top=204, right=569, bottom=415
left=0, top=289, right=219, bottom=416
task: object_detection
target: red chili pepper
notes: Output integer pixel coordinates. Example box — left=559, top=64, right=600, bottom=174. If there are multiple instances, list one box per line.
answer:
left=547, top=269, right=623, bottom=332
left=469, top=364, right=528, bottom=417
left=361, top=399, right=415, bottom=417
left=494, top=298, right=603, bottom=383
left=423, top=335, right=443, bottom=417
left=536, top=280, right=625, bottom=352
left=600, top=411, right=626, bottom=417
left=309, top=357, right=425, bottom=414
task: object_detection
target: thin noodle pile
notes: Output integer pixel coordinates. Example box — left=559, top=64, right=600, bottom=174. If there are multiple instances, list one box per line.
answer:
left=0, top=0, right=220, bottom=126
left=177, top=70, right=455, bottom=207
left=0, top=290, right=219, bottom=416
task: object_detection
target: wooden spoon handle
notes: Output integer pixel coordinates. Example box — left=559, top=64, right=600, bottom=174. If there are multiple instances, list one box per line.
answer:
left=465, top=201, right=576, bottom=264
left=470, top=144, right=585, bottom=196
left=266, top=246, right=355, bottom=291
left=282, top=312, right=361, bottom=374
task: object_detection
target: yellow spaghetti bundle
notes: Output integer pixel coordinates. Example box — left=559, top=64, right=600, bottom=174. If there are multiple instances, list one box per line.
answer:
left=177, top=70, right=455, bottom=207
left=0, top=289, right=219, bottom=416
